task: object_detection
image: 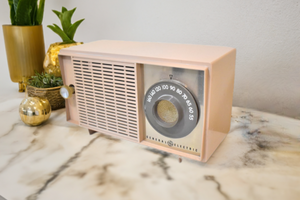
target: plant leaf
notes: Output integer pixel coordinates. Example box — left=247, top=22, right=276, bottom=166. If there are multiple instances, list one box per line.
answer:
left=67, top=18, right=84, bottom=40
left=61, top=8, right=76, bottom=35
left=8, top=0, right=14, bottom=6
left=15, top=0, right=38, bottom=25
left=10, top=5, right=16, bottom=25
left=12, top=0, right=18, bottom=24
left=36, top=0, right=45, bottom=25
left=62, top=7, right=67, bottom=13
left=13, top=0, right=19, bottom=14
left=52, top=10, right=61, bottom=19
left=31, top=2, right=37, bottom=25
left=43, top=78, right=48, bottom=84
left=47, top=24, right=73, bottom=43
left=8, top=0, right=16, bottom=25
left=53, top=24, right=74, bottom=43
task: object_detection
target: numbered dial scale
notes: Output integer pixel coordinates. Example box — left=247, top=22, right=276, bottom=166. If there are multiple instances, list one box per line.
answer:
left=144, top=80, right=200, bottom=139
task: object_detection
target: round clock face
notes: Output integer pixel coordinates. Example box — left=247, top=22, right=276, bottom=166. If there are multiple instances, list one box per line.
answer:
left=144, top=80, right=199, bottom=138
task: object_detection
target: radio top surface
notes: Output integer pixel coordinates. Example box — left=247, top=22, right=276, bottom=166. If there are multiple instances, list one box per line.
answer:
left=59, top=40, right=235, bottom=65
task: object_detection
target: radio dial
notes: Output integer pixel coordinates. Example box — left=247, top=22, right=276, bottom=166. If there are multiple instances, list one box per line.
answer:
left=144, top=80, right=199, bottom=139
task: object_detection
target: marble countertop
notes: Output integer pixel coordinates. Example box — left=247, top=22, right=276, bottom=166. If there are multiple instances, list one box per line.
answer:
left=0, top=92, right=299, bottom=200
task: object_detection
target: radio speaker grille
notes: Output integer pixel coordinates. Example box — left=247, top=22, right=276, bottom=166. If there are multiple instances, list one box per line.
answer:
left=72, top=57, right=139, bottom=141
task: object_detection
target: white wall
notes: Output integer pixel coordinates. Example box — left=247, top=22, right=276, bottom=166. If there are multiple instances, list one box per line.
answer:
left=0, top=0, right=299, bottom=118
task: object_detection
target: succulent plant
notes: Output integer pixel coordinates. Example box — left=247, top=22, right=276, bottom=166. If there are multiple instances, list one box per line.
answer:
left=48, top=7, right=85, bottom=44
left=8, top=0, right=45, bottom=25
left=28, top=71, right=63, bottom=88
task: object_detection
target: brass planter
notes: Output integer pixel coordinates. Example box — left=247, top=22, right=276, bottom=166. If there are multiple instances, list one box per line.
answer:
left=2, top=25, right=45, bottom=92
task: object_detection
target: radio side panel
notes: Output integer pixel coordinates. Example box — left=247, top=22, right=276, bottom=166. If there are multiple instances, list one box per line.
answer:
left=203, top=49, right=236, bottom=162
left=59, top=55, right=79, bottom=125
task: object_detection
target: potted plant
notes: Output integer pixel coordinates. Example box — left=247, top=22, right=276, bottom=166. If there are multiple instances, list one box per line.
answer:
left=27, top=71, right=65, bottom=110
left=3, top=0, right=46, bottom=92
left=44, top=7, right=84, bottom=77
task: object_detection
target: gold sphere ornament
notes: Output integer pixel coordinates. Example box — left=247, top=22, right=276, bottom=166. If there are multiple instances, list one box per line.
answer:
left=19, top=97, right=51, bottom=126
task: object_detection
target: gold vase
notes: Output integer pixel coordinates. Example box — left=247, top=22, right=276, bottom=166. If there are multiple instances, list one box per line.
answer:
left=44, top=42, right=83, bottom=77
left=2, top=25, right=45, bottom=92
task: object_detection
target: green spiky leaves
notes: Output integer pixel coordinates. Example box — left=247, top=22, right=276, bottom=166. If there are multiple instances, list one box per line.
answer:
left=36, top=0, right=45, bottom=25
left=28, top=71, right=63, bottom=88
left=48, top=7, right=84, bottom=44
left=8, top=0, right=45, bottom=25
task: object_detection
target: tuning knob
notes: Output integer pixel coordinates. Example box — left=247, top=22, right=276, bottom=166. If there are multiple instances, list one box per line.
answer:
left=60, top=85, right=75, bottom=99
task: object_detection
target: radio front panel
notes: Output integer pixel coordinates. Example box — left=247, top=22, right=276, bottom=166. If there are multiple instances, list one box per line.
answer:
left=143, top=64, right=205, bottom=156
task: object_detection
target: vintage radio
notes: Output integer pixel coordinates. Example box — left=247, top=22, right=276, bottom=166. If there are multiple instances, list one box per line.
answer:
left=58, top=40, right=236, bottom=162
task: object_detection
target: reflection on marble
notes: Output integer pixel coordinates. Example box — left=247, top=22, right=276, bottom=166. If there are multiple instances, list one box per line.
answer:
left=0, top=92, right=299, bottom=200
